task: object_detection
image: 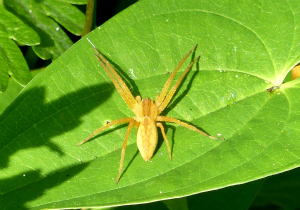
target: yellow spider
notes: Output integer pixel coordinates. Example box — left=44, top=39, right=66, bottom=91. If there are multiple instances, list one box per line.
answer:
left=77, top=44, right=219, bottom=182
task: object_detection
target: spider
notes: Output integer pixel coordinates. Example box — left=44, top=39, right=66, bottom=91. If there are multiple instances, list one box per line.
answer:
left=77, top=44, right=220, bottom=182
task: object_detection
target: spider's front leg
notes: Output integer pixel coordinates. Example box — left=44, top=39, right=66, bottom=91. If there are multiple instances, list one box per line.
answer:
left=93, top=48, right=139, bottom=111
left=156, top=44, right=198, bottom=107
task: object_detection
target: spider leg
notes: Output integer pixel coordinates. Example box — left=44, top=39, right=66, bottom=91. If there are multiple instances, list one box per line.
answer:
left=116, top=119, right=137, bottom=183
left=94, top=48, right=137, bottom=111
left=77, top=117, right=133, bottom=146
left=157, top=116, right=218, bottom=140
left=156, top=44, right=198, bottom=107
left=156, top=122, right=172, bottom=160
left=158, top=55, right=200, bottom=114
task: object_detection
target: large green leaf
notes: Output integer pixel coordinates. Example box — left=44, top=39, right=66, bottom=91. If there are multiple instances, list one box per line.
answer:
left=1, top=0, right=300, bottom=209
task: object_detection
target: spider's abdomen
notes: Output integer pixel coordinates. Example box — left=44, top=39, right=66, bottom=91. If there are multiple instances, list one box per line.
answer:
left=137, top=117, right=158, bottom=161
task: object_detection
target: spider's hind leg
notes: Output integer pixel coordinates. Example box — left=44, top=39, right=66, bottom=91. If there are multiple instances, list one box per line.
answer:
left=157, top=116, right=219, bottom=140
left=156, top=122, right=172, bottom=160
left=116, top=119, right=138, bottom=183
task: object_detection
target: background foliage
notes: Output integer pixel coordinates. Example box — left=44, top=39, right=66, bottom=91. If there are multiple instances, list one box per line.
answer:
left=0, top=0, right=300, bottom=209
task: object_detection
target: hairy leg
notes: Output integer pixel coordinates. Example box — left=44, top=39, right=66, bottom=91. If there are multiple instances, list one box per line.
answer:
left=77, top=117, right=133, bottom=146
left=156, top=122, right=172, bottom=160
left=157, top=116, right=218, bottom=140
left=156, top=44, right=198, bottom=107
left=158, top=56, right=200, bottom=114
left=94, top=48, right=137, bottom=110
left=116, top=119, right=136, bottom=183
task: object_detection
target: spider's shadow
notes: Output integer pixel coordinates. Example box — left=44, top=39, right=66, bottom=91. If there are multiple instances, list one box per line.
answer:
left=84, top=123, right=129, bottom=143
left=120, top=124, right=177, bottom=181
left=84, top=123, right=140, bottom=182
left=119, top=150, right=139, bottom=182
left=154, top=124, right=176, bottom=158
left=155, top=121, right=211, bottom=160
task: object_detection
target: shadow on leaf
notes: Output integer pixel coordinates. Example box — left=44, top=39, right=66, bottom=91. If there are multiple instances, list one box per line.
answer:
left=0, top=162, right=90, bottom=209
left=0, top=83, right=113, bottom=196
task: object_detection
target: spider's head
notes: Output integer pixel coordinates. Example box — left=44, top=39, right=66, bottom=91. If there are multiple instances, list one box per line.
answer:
left=135, top=98, right=158, bottom=121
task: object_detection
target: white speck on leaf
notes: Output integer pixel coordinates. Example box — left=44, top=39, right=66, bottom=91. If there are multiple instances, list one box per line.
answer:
left=129, top=69, right=137, bottom=79
left=230, top=92, right=235, bottom=98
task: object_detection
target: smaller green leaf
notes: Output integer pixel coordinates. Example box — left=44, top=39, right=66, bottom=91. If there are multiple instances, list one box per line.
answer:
left=3, top=0, right=84, bottom=60
left=0, top=73, right=23, bottom=113
left=42, top=0, right=85, bottom=36
left=0, top=6, right=40, bottom=92
left=163, top=197, right=188, bottom=210
left=0, top=6, right=40, bottom=45
left=186, top=180, right=264, bottom=210
left=0, top=69, right=41, bottom=114
left=0, top=24, right=32, bottom=92
left=253, top=164, right=300, bottom=209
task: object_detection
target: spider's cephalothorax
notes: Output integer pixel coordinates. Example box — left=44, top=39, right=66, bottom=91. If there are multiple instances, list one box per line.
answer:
left=77, top=45, right=220, bottom=182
